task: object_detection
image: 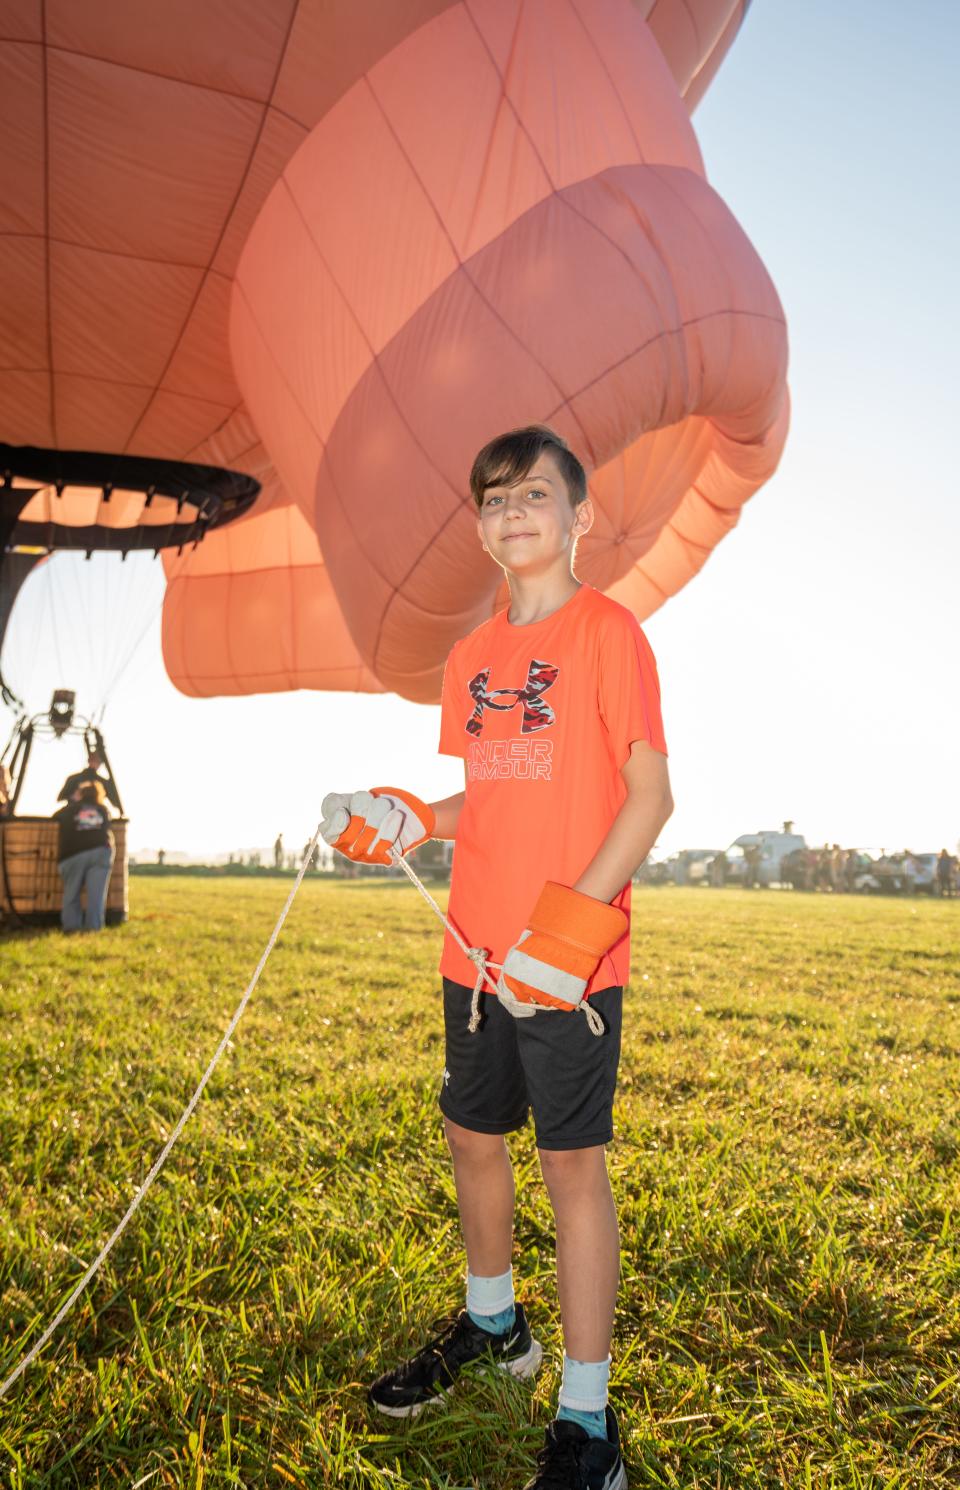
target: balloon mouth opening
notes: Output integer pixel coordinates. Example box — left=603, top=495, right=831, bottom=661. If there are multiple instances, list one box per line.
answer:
left=1, top=443, right=260, bottom=559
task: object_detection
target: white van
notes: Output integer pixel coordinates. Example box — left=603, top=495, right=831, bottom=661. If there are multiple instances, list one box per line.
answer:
left=728, top=824, right=807, bottom=886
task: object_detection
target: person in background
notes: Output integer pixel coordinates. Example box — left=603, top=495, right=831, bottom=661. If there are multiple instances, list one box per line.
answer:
left=830, top=844, right=844, bottom=892
left=274, top=832, right=284, bottom=868
left=815, top=846, right=832, bottom=891
left=58, top=748, right=121, bottom=811
left=845, top=850, right=859, bottom=894
left=53, top=779, right=115, bottom=931
left=937, top=849, right=955, bottom=898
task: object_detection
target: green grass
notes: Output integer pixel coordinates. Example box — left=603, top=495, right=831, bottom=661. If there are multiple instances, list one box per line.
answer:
left=1, top=881, right=959, bottom=1488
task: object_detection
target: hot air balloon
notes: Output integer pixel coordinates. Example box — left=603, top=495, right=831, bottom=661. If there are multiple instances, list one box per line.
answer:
left=0, top=0, right=788, bottom=719
left=0, top=446, right=258, bottom=923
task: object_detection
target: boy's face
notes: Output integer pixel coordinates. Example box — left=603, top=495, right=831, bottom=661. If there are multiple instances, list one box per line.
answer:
left=476, top=451, right=592, bottom=576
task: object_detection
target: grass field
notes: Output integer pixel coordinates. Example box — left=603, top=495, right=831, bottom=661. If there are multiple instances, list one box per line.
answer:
left=2, top=880, right=959, bottom=1488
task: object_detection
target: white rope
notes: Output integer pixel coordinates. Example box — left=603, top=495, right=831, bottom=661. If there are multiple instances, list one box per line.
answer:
left=2, top=829, right=601, bottom=1398
left=0, top=825, right=325, bottom=1400
left=390, top=851, right=501, bottom=1029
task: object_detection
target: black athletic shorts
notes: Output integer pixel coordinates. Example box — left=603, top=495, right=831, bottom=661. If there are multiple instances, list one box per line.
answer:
left=438, top=978, right=623, bottom=1151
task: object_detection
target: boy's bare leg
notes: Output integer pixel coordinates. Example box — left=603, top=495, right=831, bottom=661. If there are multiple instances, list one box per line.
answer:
left=443, top=1117, right=515, bottom=1276
left=538, top=1146, right=619, bottom=1360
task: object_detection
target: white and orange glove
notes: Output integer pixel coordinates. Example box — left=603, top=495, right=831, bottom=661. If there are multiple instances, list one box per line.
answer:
left=497, top=882, right=627, bottom=1020
left=319, top=786, right=435, bottom=866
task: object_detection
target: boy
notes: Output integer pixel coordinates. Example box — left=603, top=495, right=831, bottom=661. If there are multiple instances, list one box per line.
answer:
left=321, top=426, right=672, bottom=1489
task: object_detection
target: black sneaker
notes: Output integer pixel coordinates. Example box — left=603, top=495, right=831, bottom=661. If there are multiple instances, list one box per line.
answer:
left=367, top=1302, right=542, bottom=1418
left=521, top=1407, right=627, bottom=1489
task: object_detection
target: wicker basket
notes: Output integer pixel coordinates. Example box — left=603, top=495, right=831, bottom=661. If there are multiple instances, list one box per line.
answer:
left=0, top=816, right=128, bottom=926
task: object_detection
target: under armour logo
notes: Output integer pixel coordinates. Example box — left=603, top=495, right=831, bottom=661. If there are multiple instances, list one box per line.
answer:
left=466, top=659, right=559, bottom=737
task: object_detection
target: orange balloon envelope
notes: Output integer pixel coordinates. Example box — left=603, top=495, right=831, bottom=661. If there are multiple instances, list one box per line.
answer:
left=0, top=0, right=787, bottom=704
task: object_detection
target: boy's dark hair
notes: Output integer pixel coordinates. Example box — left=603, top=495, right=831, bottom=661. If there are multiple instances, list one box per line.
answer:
left=470, top=426, right=587, bottom=511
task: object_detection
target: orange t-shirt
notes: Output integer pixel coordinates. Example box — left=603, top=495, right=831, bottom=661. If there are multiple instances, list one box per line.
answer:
left=438, top=583, right=667, bottom=995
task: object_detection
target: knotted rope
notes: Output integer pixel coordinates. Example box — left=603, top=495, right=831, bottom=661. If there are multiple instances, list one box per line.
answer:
left=390, top=852, right=606, bottom=1037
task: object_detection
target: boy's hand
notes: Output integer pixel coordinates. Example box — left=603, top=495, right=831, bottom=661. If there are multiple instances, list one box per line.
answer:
left=320, top=787, right=435, bottom=865
left=498, top=882, right=627, bottom=1014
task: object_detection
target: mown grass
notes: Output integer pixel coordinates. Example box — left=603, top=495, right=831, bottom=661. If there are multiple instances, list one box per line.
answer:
left=1, top=881, right=959, bottom=1488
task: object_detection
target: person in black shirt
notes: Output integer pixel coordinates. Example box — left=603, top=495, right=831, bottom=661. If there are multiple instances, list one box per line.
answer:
left=53, top=779, right=116, bottom=931
left=58, top=749, right=121, bottom=812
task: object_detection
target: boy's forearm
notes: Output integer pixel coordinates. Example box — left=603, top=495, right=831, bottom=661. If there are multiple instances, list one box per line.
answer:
left=430, top=791, right=465, bottom=840
left=573, top=787, right=673, bottom=903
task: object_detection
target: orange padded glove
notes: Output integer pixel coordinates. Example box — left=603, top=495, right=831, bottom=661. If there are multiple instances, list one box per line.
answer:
left=498, top=882, right=628, bottom=1017
left=319, top=786, right=435, bottom=866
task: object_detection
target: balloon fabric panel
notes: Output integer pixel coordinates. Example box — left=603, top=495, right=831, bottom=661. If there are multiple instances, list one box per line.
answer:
left=0, top=0, right=785, bottom=701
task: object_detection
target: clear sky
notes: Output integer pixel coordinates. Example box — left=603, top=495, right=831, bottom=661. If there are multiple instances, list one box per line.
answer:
left=7, top=0, right=958, bottom=861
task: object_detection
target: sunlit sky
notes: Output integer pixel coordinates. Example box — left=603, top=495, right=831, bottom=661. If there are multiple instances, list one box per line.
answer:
left=8, top=0, right=958, bottom=861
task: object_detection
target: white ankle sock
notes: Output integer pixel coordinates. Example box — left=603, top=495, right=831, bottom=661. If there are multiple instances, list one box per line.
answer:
left=465, top=1266, right=515, bottom=1317
left=557, top=1353, right=611, bottom=1413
